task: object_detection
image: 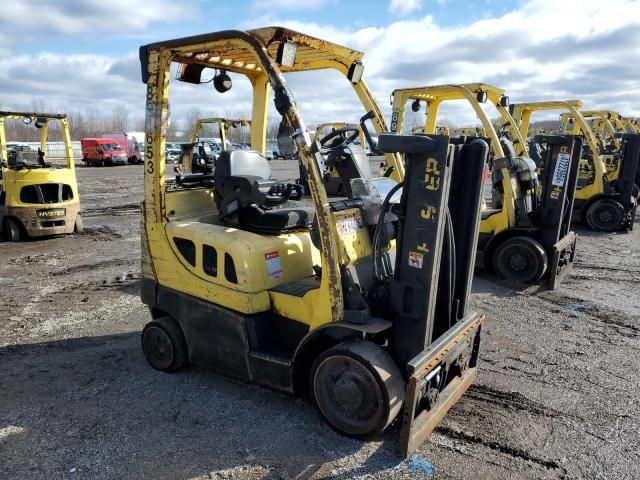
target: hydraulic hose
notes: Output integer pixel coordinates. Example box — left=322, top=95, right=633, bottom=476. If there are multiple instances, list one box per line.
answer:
left=373, top=182, right=403, bottom=281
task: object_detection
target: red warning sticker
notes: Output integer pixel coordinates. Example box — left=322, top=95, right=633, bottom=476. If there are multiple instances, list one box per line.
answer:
left=265, top=251, right=283, bottom=279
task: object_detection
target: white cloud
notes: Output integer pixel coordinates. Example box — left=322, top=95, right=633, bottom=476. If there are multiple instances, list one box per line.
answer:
left=0, top=0, right=193, bottom=35
left=388, top=0, right=423, bottom=16
left=1, top=0, right=639, bottom=128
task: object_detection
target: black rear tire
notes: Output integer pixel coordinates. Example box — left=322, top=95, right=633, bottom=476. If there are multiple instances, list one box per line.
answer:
left=493, top=236, right=548, bottom=283
left=3, top=218, right=22, bottom=242
left=141, top=316, right=188, bottom=372
left=585, top=198, right=625, bottom=231
left=310, top=340, right=404, bottom=439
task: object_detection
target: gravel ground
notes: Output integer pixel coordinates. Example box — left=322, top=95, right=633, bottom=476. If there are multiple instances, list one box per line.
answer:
left=1, top=163, right=638, bottom=480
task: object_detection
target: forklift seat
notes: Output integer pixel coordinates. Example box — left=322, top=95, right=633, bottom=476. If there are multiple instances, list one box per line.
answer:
left=214, top=150, right=314, bottom=234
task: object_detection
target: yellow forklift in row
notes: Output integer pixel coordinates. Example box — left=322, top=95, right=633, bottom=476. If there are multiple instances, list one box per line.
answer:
left=138, top=27, right=488, bottom=458
left=0, top=111, right=82, bottom=242
left=510, top=101, right=640, bottom=231
left=389, top=84, right=581, bottom=287
left=176, top=117, right=252, bottom=174
left=304, top=121, right=386, bottom=197
left=560, top=110, right=640, bottom=191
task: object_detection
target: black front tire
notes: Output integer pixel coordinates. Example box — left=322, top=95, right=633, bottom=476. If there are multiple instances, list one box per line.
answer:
left=493, top=236, right=548, bottom=283
left=585, top=198, right=626, bottom=232
left=3, top=218, right=22, bottom=242
left=310, top=340, right=404, bottom=439
left=141, top=316, right=188, bottom=372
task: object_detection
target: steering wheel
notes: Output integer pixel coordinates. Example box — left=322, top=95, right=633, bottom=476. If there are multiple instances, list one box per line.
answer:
left=319, top=127, right=360, bottom=152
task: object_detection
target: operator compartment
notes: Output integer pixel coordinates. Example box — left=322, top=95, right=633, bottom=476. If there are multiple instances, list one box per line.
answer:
left=164, top=149, right=317, bottom=297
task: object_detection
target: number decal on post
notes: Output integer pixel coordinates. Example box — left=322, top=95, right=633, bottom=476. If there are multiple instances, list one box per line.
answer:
left=552, top=152, right=570, bottom=187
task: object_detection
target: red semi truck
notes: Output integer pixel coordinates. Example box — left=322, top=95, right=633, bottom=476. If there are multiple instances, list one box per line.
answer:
left=101, top=132, right=142, bottom=164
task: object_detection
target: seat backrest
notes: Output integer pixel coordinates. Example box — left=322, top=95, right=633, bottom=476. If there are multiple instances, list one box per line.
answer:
left=214, top=150, right=271, bottom=184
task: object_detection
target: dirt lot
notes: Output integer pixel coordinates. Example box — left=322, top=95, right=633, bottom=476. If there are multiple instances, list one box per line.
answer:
left=1, top=163, right=639, bottom=480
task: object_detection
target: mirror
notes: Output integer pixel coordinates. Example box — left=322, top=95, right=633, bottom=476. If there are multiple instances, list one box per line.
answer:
left=276, top=118, right=296, bottom=156
left=213, top=71, right=232, bottom=93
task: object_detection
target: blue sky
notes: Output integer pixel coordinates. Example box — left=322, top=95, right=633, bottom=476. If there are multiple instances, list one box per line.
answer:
left=0, top=0, right=638, bottom=128
left=8, top=0, right=523, bottom=56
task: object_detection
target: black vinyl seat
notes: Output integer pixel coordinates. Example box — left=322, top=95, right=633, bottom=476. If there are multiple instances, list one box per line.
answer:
left=238, top=206, right=314, bottom=234
left=214, top=150, right=314, bottom=234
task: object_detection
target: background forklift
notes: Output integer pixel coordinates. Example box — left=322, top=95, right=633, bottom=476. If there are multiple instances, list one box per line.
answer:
left=561, top=110, right=640, bottom=192
left=138, top=27, right=488, bottom=458
left=510, top=101, right=640, bottom=231
left=306, top=122, right=370, bottom=196
left=178, top=117, right=252, bottom=174
left=0, top=111, right=82, bottom=241
left=390, top=84, right=580, bottom=287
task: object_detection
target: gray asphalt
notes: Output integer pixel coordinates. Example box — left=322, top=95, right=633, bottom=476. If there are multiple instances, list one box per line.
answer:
left=1, top=163, right=638, bottom=479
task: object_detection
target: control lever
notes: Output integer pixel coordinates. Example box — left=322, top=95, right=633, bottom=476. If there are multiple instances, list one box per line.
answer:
left=359, top=110, right=384, bottom=156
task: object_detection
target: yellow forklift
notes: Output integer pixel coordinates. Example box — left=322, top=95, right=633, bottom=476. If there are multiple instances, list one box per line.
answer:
left=621, top=116, right=640, bottom=133
left=177, top=117, right=251, bottom=174
left=390, top=84, right=581, bottom=287
left=305, top=121, right=377, bottom=196
left=511, top=101, right=640, bottom=231
left=191, top=117, right=250, bottom=149
left=0, top=111, right=82, bottom=241
left=561, top=110, right=640, bottom=191
left=450, top=127, right=485, bottom=137
left=138, top=27, right=489, bottom=458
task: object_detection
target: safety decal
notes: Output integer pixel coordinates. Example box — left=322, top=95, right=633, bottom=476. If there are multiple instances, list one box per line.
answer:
left=336, top=213, right=365, bottom=236
left=552, top=152, right=570, bottom=187
left=408, top=251, right=424, bottom=269
left=265, top=251, right=283, bottom=280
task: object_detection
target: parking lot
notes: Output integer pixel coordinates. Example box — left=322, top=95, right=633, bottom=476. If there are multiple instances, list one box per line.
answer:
left=1, top=163, right=639, bottom=480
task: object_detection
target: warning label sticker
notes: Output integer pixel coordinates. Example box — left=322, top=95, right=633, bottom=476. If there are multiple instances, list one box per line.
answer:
left=552, top=152, right=571, bottom=187
left=336, top=213, right=365, bottom=237
left=408, top=251, right=424, bottom=269
left=265, top=251, right=283, bottom=280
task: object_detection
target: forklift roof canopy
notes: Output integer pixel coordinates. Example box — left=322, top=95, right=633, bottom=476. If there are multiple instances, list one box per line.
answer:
left=392, top=83, right=506, bottom=101
left=140, top=26, right=364, bottom=81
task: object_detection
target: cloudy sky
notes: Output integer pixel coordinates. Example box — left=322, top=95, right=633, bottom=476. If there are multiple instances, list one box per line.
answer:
left=0, top=0, right=638, bottom=129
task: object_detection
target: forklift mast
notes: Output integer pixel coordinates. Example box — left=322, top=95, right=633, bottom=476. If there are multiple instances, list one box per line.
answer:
left=618, top=134, right=640, bottom=198
left=531, top=135, right=582, bottom=287
left=378, top=133, right=487, bottom=456
left=534, top=135, right=582, bottom=244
